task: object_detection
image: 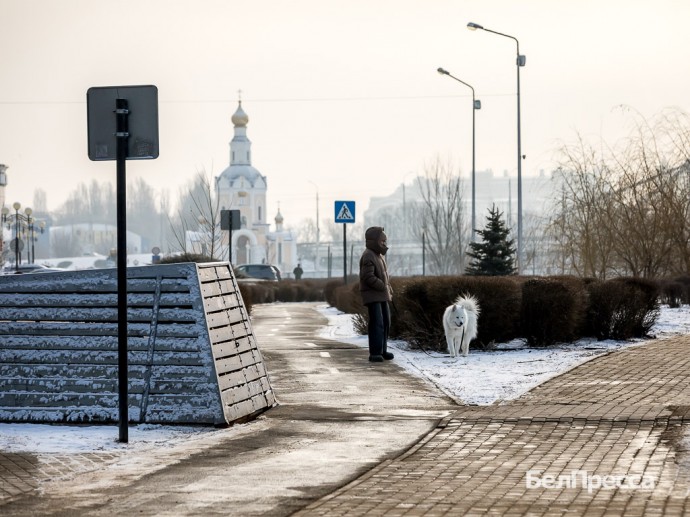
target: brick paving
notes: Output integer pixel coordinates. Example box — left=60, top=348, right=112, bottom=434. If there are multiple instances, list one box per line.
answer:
left=295, top=335, right=690, bottom=516
left=0, top=452, right=121, bottom=502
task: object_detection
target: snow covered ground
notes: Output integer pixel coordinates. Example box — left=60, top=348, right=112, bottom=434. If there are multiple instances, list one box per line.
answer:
left=1, top=304, right=688, bottom=454
left=318, top=304, right=690, bottom=406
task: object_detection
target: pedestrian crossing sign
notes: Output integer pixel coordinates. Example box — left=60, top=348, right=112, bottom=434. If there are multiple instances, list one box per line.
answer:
left=334, top=200, right=356, bottom=223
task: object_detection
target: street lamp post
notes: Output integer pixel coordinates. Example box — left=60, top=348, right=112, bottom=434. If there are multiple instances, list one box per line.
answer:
left=26, top=215, right=44, bottom=264
left=437, top=67, right=481, bottom=242
left=24, top=207, right=33, bottom=264
left=13, top=203, right=21, bottom=269
left=468, top=21, right=525, bottom=272
left=1, top=202, right=37, bottom=272
left=308, top=180, right=320, bottom=276
left=422, top=226, right=426, bottom=276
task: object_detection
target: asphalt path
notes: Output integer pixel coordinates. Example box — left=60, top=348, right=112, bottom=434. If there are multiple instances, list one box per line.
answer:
left=1, top=302, right=456, bottom=516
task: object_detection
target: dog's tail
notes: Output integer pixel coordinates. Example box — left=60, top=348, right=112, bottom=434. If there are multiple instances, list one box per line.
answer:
left=455, top=294, right=480, bottom=316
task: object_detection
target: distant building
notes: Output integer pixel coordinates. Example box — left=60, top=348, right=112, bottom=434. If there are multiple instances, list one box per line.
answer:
left=363, top=169, right=561, bottom=275
left=212, top=100, right=297, bottom=275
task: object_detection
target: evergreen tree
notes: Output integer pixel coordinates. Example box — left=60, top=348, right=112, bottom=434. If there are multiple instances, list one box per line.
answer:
left=466, top=204, right=517, bottom=275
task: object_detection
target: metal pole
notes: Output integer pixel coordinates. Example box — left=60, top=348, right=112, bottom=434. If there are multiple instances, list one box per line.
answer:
left=29, top=220, right=35, bottom=264
left=471, top=96, right=476, bottom=242
left=436, top=68, right=478, bottom=242
left=14, top=208, right=20, bottom=272
left=308, top=181, right=320, bottom=275
left=516, top=49, right=523, bottom=274
left=343, top=223, right=347, bottom=285
left=315, top=189, right=320, bottom=274
left=115, top=97, right=129, bottom=443
left=422, top=231, right=426, bottom=276
left=466, top=23, right=523, bottom=272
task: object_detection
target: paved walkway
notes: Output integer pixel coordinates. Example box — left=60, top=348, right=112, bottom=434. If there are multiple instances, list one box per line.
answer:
left=0, top=303, right=454, bottom=515
left=2, top=303, right=690, bottom=516
left=296, top=333, right=690, bottom=516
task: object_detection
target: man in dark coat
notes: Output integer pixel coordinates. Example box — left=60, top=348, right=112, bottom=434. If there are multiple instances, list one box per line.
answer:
left=359, top=226, right=394, bottom=362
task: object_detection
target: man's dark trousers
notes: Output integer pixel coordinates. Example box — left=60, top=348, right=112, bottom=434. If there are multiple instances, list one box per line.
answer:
left=366, top=301, right=390, bottom=356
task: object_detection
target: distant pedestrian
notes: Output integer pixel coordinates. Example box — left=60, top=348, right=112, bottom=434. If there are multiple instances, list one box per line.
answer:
left=293, top=263, right=303, bottom=280
left=359, top=226, right=394, bottom=362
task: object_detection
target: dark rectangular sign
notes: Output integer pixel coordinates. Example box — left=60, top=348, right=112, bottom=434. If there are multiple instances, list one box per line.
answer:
left=87, top=85, right=159, bottom=161
left=221, top=209, right=241, bottom=231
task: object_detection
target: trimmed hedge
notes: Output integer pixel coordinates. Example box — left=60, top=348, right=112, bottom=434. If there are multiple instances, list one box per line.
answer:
left=160, top=253, right=666, bottom=349
left=333, top=275, right=522, bottom=352
left=330, top=274, right=663, bottom=351
left=585, top=277, right=660, bottom=340
left=521, top=277, right=587, bottom=347
left=658, top=276, right=690, bottom=307
left=238, top=278, right=330, bottom=308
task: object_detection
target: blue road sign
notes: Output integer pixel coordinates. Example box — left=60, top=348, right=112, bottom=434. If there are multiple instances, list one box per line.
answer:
left=334, top=200, right=356, bottom=223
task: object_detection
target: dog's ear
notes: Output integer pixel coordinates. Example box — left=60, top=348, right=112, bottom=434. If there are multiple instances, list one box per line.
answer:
left=451, top=305, right=457, bottom=313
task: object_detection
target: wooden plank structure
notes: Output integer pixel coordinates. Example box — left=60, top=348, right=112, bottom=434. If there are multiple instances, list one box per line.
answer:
left=0, top=262, right=276, bottom=425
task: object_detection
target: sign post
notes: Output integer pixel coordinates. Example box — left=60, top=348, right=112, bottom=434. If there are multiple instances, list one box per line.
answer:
left=221, top=209, right=241, bottom=263
left=87, top=85, right=159, bottom=443
left=334, top=201, right=356, bottom=285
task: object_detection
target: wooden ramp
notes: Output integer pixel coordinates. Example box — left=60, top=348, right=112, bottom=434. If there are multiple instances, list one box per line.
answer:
left=0, top=262, right=276, bottom=425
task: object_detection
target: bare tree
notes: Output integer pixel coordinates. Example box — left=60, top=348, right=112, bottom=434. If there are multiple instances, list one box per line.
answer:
left=168, top=170, right=224, bottom=259
left=546, top=142, right=617, bottom=279
left=32, top=189, right=48, bottom=214
left=547, top=108, right=690, bottom=278
left=409, top=157, right=469, bottom=275
left=58, top=180, right=113, bottom=226
left=296, top=217, right=318, bottom=244
left=127, top=177, right=161, bottom=252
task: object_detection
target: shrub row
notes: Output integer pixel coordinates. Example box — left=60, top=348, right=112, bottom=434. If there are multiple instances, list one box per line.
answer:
left=157, top=254, right=667, bottom=349
left=657, top=275, right=690, bottom=307
left=238, top=279, right=330, bottom=313
left=158, top=254, right=331, bottom=316
left=329, top=275, right=662, bottom=351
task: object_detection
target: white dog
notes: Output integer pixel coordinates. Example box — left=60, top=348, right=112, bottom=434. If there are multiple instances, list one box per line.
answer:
left=443, top=295, right=480, bottom=358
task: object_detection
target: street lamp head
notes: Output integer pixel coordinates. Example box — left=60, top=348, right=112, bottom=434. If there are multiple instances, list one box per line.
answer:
left=437, top=67, right=450, bottom=76
left=467, top=22, right=483, bottom=31
left=12, top=201, right=21, bottom=211
left=24, top=207, right=32, bottom=217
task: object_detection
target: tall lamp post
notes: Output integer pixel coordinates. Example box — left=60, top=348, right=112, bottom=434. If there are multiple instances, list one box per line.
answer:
left=23, top=207, right=33, bottom=264
left=27, top=216, right=45, bottom=265
left=467, top=21, right=525, bottom=272
left=422, top=224, right=427, bottom=276
left=308, top=180, right=320, bottom=276
left=1, top=202, right=35, bottom=272
left=437, top=67, right=481, bottom=242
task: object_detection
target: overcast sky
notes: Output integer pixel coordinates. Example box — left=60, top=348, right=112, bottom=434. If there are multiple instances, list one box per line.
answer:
left=1, top=0, right=689, bottom=230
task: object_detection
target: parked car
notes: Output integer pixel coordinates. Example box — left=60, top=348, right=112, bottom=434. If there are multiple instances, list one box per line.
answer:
left=1, top=263, right=65, bottom=275
left=234, top=264, right=282, bottom=281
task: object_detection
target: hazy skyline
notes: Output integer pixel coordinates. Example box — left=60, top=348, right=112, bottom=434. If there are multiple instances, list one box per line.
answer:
left=2, top=0, right=689, bottom=232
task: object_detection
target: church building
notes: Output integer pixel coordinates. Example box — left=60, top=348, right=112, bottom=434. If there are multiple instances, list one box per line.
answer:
left=214, top=100, right=297, bottom=275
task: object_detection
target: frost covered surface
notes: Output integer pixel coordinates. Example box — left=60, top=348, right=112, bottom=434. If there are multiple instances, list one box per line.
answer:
left=0, top=263, right=247, bottom=425
left=317, top=304, right=690, bottom=405
left=0, top=422, right=228, bottom=454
